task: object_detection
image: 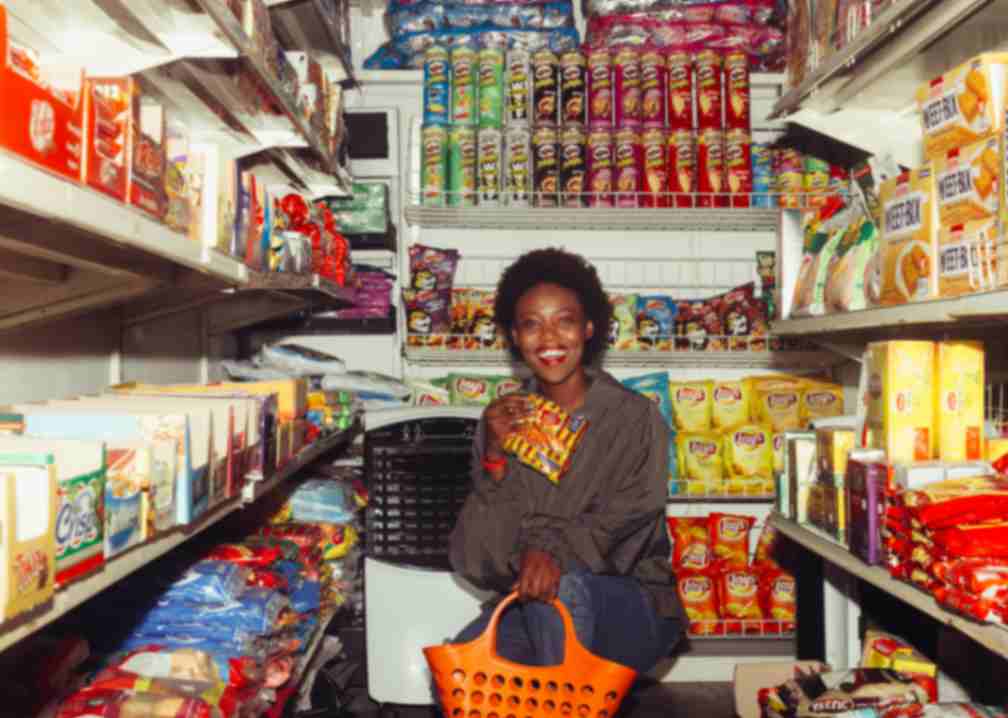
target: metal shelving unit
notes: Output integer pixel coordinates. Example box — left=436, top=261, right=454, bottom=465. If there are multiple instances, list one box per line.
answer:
left=246, top=272, right=357, bottom=305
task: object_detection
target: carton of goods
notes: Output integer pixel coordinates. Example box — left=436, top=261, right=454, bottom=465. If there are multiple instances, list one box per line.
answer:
left=782, top=431, right=815, bottom=520
left=891, top=461, right=991, bottom=491
left=861, top=630, right=937, bottom=677
left=815, top=424, right=856, bottom=484
left=189, top=142, right=239, bottom=257
left=126, top=78, right=167, bottom=221
left=846, top=456, right=888, bottom=566
left=723, top=424, right=774, bottom=496
left=937, top=218, right=999, bottom=297
left=83, top=77, right=130, bottom=200
left=934, top=341, right=985, bottom=462
left=917, top=53, right=1008, bottom=161
left=0, top=438, right=104, bottom=587
left=160, top=380, right=305, bottom=421
left=877, top=169, right=939, bottom=306
left=103, top=441, right=168, bottom=552
left=502, top=395, right=588, bottom=484
left=865, top=340, right=936, bottom=464
left=934, top=135, right=1003, bottom=226
left=17, top=404, right=209, bottom=526
left=0, top=6, right=85, bottom=181
left=0, top=451, right=56, bottom=622
left=808, top=481, right=846, bottom=542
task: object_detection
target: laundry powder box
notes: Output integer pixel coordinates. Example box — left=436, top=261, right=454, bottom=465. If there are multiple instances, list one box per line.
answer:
left=845, top=453, right=888, bottom=566
left=0, top=451, right=57, bottom=622
left=0, top=438, right=104, bottom=587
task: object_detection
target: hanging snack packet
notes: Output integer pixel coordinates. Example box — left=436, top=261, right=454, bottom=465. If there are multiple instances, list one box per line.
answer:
left=622, top=372, right=673, bottom=427
left=502, top=394, right=589, bottom=484
left=759, top=567, right=796, bottom=634
left=609, top=293, right=639, bottom=350
left=671, top=380, right=714, bottom=432
left=724, top=424, right=774, bottom=496
left=636, top=295, right=677, bottom=351
left=712, top=379, right=751, bottom=431
left=447, top=289, right=474, bottom=349
left=708, top=512, right=755, bottom=566
left=718, top=566, right=764, bottom=635
left=404, top=288, right=452, bottom=347
left=448, top=374, right=497, bottom=407
left=677, top=570, right=723, bottom=636
left=667, top=516, right=712, bottom=570
left=408, top=243, right=460, bottom=292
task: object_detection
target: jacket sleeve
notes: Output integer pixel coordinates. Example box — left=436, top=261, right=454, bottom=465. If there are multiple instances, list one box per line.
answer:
left=449, top=419, right=525, bottom=592
left=517, top=404, right=669, bottom=574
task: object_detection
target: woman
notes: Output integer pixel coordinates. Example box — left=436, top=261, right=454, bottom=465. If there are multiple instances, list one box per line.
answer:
left=449, top=248, right=685, bottom=674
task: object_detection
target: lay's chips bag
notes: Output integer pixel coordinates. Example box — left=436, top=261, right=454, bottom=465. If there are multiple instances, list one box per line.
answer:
left=609, top=294, right=639, bottom=351
left=711, top=379, right=751, bottom=431
left=801, top=380, right=845, bottom=425
left=622, top=372, right=673, bottom=427
left=671, top=380, right=714, bottom=432
left=502, top=394, right=589, bottom=484
left=751, top=377, right=804, bottom=433
left=677, top=431, right=724, bottom=494
left=723, top=424, right=774, bottom=496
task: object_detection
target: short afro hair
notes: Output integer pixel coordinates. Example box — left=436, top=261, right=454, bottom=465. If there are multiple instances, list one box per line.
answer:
left=494, top=248, right=612, bottom=366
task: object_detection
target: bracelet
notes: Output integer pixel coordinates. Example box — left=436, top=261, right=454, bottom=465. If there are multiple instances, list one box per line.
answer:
left=482, top=455, right=508, bottom=473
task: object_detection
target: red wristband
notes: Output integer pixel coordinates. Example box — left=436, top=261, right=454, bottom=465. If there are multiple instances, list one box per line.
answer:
left=482, top=455, right=508, bottom=472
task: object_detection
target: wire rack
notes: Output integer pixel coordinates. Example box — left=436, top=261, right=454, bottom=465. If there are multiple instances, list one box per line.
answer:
left=668, top=478, right=775, bottom=502
left=688, top=619, right=796, bottom=639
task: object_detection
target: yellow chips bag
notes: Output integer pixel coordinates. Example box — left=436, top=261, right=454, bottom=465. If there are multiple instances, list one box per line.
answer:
left=751, top=377, right=804, bottom=433
left=677, top=431, right=724, bottom=494
left=712, top=380, right=751, bottom=431
left=724, top=424, right=774, bottom=495
left=801, top=381, right=845, bottom=425
left=671, top=380, right=714, bottom=432
left=502, top=395, right=589, bottom=484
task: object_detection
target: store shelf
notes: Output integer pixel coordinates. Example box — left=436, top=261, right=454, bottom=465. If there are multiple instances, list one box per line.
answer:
left=772, top=289, right=1008, bottom=338
left=770, top=514, right=1008, bottom=659
left=246, top=272, right=357, bottom=305
left=268, top=608, right=339, bottom=716
left=688, top=620, right=795, bottom=641
left=0, top=429, right=355, bottom=656
left=404, top=205, right=781, bottom=233
left=269, top=0, right=354, bottom=83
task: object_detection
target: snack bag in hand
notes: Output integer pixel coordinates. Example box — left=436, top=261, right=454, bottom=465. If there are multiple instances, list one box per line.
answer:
left=502, top=395, right=589, bottom=484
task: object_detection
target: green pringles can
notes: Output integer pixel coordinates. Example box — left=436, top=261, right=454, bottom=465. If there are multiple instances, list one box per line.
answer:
left=421, top=124, right=448, bottom=207
left=447, top=124, right=477, bottom=207
left=478, top=46, right=505, bottom=128
left=451, top=45, right=478, bottom=126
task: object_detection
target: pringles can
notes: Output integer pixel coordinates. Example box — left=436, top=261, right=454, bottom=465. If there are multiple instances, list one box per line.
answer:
left=478, top=127, right=503, bottom=206
left=666, top=129, right=695, bottom=208
left=640, top=48, right=666, bottom=127
left=451, top=45, right=478, bottom=126
left=696, top=49, right=723, bottom=130
left=666, top=48, right=693, bottom=130
left=560, top=124, right=587, bottom=208
left=640, top=126, right=668, bottom=208
left=447, top=124, right=477, bottom=206
left=614, top=45, right=642, bottom=127
left=587, top=46, right=613, bottom=127
left=725, top=129, right=752, bottom=208
left=697, top=128, right=726, bottom=208
left=505, top=125, right=532, bottom=207
left=586, top=127, right=614, bottom=207
left=506, top=48, right=532, bottom=124
left=421, top=124, right=448, bottom=206
left=532, top=48, right=559, bottom=125
left=560, top=49, right=587, bottom=126
left=423, top=46, right=450, bottom=125
left=532, top=124, right=559, bottom=207
left=478, top=46, right=505, bottom=128
left=614, top=125, right=641, bottom=208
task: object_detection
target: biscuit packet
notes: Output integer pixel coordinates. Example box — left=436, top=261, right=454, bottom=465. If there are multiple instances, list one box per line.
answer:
left=723, top=423, right=774, bottom=496
left=677, top=431, right=724, bottom=495
left=502, top=394, right=589, bottom=484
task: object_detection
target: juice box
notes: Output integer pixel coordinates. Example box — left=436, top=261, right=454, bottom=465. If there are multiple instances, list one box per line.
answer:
left=934, top=340, right=985, bottom=462
left=865, top=341, right=936, bottom=464
left=877, top=168, right=939, bottom=306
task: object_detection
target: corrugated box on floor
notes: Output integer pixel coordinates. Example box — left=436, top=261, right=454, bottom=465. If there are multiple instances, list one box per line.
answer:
left=934, top=341, right=985, bottom=462
left=0, top=451, right=57, bottom=623
left=865, top=341, right=936, bottom=465
left=0, top=438, right=104, bottom=587
left=734, top=662, right=830, bottom=718
left=877, top=169, right=939, bottom=306
left=937, top=218, right=1000, bottom=297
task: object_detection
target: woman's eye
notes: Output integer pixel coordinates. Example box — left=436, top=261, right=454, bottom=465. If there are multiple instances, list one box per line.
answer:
left=519, top=319, right=539, bottom=331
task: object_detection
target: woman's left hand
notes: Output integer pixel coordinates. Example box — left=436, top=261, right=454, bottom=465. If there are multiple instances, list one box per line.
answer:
left=515, top=549, right=561, bottom=603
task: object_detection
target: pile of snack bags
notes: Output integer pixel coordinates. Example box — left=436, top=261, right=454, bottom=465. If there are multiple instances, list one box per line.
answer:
left=668, top=517, right=796, bottom=636
left=365, top=0, right=580, bottom=69
left=325, top=267, right=395, bottom=321
left=620, top=371, right=844, bottom=496
left=0, top=470, right=365, bottom=717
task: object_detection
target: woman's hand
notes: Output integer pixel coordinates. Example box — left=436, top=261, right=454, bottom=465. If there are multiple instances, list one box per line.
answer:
left=483, top=394, right=533, bottom=459
left=515, top=549, right=562, bottom=603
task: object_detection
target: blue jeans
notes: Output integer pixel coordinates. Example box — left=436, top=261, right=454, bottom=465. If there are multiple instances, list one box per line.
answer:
left=454, top=572, right=683, bottom=675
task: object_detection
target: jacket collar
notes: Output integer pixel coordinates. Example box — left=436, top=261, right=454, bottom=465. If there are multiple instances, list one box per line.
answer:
left=526, top=366, right=621, bottom=420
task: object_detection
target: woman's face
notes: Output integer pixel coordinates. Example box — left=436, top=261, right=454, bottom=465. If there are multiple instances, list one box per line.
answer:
left=512, top=283, right=594, bottom=387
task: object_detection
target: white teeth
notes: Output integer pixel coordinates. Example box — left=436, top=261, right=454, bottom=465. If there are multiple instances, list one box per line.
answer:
left=539, top=350, right=566, bottom=359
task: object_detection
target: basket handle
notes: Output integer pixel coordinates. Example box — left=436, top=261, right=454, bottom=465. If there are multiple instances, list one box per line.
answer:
left=478, top=591, right=594, bottom=664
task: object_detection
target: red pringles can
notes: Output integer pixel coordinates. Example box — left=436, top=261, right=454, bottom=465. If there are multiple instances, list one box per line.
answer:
left=586, top=126, right=614, bottom=207
left=560, top=124, right=587, bottom=208
left=614, top=125, right=642, bottom=208
left=725, top=129, right=752, bottom=208
left=587, top=46, right=613, bottom=127
left=613, top=45, right=642, bottom=127
left=666, top=128, right=695, bottom=208
left=697, top=128, right=726, bottom=208
left=695, top=49, right=723, bottom=130
left=666, top=48, right=693, bottom=130
left=724, top=50, right=750, bottom=130
left=640, top=48, right=666, bottom=127
left=560, top=49, right=588, bottom=126
left=640, top=127, right=668, bottom=208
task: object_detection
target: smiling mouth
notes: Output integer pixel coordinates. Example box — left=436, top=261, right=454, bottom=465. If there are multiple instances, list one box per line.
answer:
left=536, top=348, right=568, bottom=366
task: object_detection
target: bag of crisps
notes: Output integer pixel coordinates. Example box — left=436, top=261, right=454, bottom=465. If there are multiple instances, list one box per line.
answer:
left=671, top=380, right=714, bottom=432
left=711, top=379, right=751, bottom=431
left=759, top=567, right=796, bottom=634
left=708, top=512, right=755, bottom=566
left=622, top=372, right=673, bottom=427
left=502, top=395, right=589, bottom=484
left=723, top=424, right=774, bottom=496
left=752, top=522, right=779, bottom=568
left=609, top=294, right=639, bottom=350
left=751, top=377, right=804, bottom=432
left=448, top=289, right=474, bottom=349
left=666, top=516, right=712, bottom=571
left=717, top=565, right=764, bottom=635
left=771, top=432, right=786, bottom=474
left=676, top=570, right=723, bottom=636
left=677, top=431, right=724, bottom=495
left=801, top=380, right=845, bottom=425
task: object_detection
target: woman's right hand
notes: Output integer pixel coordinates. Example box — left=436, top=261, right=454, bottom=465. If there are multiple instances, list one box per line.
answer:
left=483, top=393, right=533, bottom=458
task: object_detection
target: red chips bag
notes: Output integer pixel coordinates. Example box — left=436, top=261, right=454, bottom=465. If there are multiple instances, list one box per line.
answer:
left=759, top=568, right=796, bottom=634
left=903, top=478, right=1008, bottom=529
left=205, top=543, right=281, bottom=568
left=667, top=517, right=712, bottom=570
left=717, top=565, right=764, bottom=635
left=708, top=512, right=755, bottom=566
left=676, top=570, right=723, bottom=636
left=752, top=522, right=779, bottom=568
left=932, top=522, right=1008, bottom=559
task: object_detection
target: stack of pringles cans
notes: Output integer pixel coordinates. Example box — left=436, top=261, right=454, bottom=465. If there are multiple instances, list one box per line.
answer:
left=421, top=42, right=767, bottom=210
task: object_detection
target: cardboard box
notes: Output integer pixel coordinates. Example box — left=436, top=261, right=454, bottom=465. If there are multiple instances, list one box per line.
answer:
left=17, top=405, right=208, bottom=525
left=934, top=136, right=1002, bottom=226
left=785, top=431, right=816, bottom=521
left=816, top=427, right=855, bottom=484
left=0, top=438, right=104, bottom=586
left=0, top=452, right=57, bottom=622
left=866, top=341, right=936, bottom=464
left=734, top=662, right=829, bottom=718
left=0, top=6, right=84, bottom=181
left=189, top=142, right=240, bottom=257
left=937, top=218, right=1000, bottom=297
left=935, top=341, right=985, bottom=462
left=160, top=380, right=305, bottom=422
left=82, top=77, right=130, bottom=200
left=103, top=443, right=152, bottom=554
left=917, top=53, right=1008, bottom=161
left=128, top=79, right=167, bottom=221
left=164, top=118, right=193, bottom=237
left=846, top=457, right=887, bottom=566
left=877, top=168, right=939, bottom=306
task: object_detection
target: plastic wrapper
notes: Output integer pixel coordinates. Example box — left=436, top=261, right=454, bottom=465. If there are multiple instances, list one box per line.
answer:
left=621, top=372, right=673, bottom=426
left=290, top=579, right=322, bottom=614
left=409, top=243, right=459, bottom=293
left=502, top=394, right=589, bottom=484
left=723, top=424, right=773, bottom=495
left=255, top=343, right=346, bottom=376
left=448, top=374, right=499, bottom=406
left=932, top=522, right=1008, bottom=560
left=717, top=566, right=763, bottom=634
left=933, top=558, right=1008, bottom=601
left=287, top=479, right=357, bottom=525
left=111, top=635, right=264, bottom=682
left=388, top=1, right=575, bottom=39
left=860, top=630, right=937, bottom=678
left=677, top=431, right=723, bottom=492
left=670, top=380, right=713, bottom=431
left=751, top=377, right=804, bottom=433
left=608, top=293, right=638, bottom=350
left=676, top=570, right=723, bottom=636
left=933, top=584, right=1007, bottom=627
left=902, top=477, right=1008, bottom=530
left=320, top=371, right=412, bottom=400
left=205, top=543, right=282, bottom=568
left=161, top=560, right=250, bottom=605
left=708, top=512, right=754, bottom=566
left=133, top=588, right=289, bottom=638
left=366, top=28, right=581, bottom=70
left=711, top=379, right=750, bottom=431
left=666, top=516, right=712, bottom=570
left=886, top=705, right=1008, bottom=717
left=636, top=295, right=677, bottom=350
left=246, top=567, right=289, bottom=593
left=752, top=520, right=778, bottom=568
left=583, top=0, right=776, bottom=23
left=758, top=669, right=934, bottom=718
left=57, top=687, right=220, bottom=718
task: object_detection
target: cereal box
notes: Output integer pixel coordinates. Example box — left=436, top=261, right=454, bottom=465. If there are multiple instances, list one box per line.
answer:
left=877, top=168, right=939, bottom=306
left=865, top=341, right=936, bottom=464
left=934, top=340, right=985, bottom=462
left=934, top=135, right=1003, bottom=226
left=917, top=53, right=1008, bottom=161
left=816, top=427, right=855, bottom=484
left=937, top=218, right=1000, bottom=297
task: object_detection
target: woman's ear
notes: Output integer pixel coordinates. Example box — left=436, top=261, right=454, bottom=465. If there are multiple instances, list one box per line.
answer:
left=585, top=320, right=594, bottom=340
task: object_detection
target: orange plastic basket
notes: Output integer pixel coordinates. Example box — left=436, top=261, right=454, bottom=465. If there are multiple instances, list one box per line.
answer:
left=424, top=593, right=638, bottom=718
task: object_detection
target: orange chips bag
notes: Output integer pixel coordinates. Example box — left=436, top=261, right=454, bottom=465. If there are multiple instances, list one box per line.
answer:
left=760, top=568, right=796, bottom=634
left=676, top=570, right=723, bottom=636
left=717, top=566, right=764, bottom=635
left=752, top=522, right=779, bottom=568
left=666, top=517, right=712, bottom=570
left=708, top=512, right=755, bottom=567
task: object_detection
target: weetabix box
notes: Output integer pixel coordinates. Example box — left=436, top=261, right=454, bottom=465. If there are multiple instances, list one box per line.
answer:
left=865, top=341, right=936, bottom=465
left=934, top=341, right=985, bottom=462
left=937, top=218, right=1000, bottom=297
left=877, top=168, right=939, bottom=307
